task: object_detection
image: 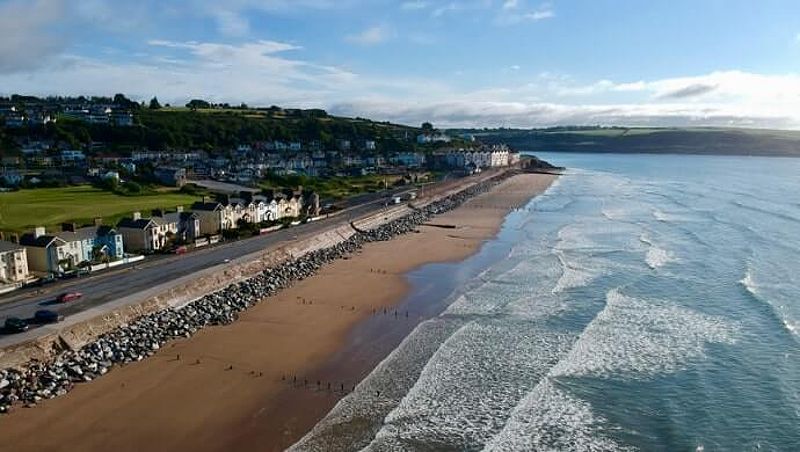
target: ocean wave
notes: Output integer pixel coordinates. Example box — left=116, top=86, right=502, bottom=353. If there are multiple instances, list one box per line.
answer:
left=483, top=379, right=631, bottom=452
left=639, top=233, right=677, bottom=270
left=362, top=322, right=574, bottom=451
left=289, top=318, right=465, bottom=452
left=601, top=206, right=627, bottom=221
left=731, top=199, right=800, bottom=225
left=652, top=209, right=672, bottom=223
left=447, top=257, right=568, bottom=320
left=552, top=249, right=604, bottom=294
left=533, top=195, right=576, bottom=213
left=739, top=266, right=799, bottom=339
left=550, top=288, right=738, bottom=380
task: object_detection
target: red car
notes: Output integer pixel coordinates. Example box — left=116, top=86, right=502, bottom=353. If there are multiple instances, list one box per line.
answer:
left=56, top=292, right=83, bottom=303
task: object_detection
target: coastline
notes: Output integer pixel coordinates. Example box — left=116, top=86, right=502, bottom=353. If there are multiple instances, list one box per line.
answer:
left=0, top=172, right=557, bottom=452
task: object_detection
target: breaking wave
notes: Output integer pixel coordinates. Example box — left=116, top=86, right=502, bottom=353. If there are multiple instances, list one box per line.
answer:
left=483, top=379, right=631, bottom=452
left=550, top=288, right=738, bottom=379
left=639, top=234, right=676, bottom=269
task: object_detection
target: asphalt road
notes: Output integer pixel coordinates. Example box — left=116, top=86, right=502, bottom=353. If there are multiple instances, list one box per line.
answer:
left=0, top=189, right=408, bottom=329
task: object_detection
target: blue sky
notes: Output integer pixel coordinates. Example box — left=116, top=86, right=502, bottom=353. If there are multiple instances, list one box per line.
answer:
left=1, top=0, right=800, bottom=128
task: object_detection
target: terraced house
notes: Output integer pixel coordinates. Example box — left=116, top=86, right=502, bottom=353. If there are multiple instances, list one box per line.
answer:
left=20, top=224, right=124, bottom=275
left=118, top=212, right=178, bottom=253
left=0, top=240, right=30, bottom=286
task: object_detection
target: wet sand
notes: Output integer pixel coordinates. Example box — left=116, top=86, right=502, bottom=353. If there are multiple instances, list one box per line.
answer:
left=0, top=173, right=556, bottom=452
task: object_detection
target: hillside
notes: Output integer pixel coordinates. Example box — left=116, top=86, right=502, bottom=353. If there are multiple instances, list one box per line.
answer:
left=461, top=127, right=800, bottom=157
left=0, top=101, right=423, bottom=155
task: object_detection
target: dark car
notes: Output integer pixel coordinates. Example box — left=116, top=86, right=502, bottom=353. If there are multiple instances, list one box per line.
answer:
left=33, top=309, right=63, bottom=324
left=4, top=317, right=29, bottom=333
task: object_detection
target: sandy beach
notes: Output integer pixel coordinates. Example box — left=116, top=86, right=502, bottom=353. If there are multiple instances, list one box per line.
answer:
left=0, top=172, right=556, bottom=452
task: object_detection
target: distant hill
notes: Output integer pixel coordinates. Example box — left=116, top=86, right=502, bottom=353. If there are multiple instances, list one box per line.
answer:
left=457, top=127, right=800, bottom=157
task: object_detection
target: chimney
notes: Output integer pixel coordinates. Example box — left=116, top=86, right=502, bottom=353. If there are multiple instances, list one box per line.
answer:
left=133, top=211, right=141, bottom=221
left=93, top=217, right=103, bottom=226
left=61, top=222, right=76, bottom=232
left=34, top=226, right=46, bottom=238
left=176, top=205, right=184, bottom=213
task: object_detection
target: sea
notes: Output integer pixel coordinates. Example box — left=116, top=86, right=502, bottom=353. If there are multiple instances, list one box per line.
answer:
left=291, top=153, right=800, bottom=451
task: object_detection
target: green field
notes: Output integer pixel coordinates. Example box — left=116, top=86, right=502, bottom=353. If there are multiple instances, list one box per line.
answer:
left=0, top=186, right=198, bottom=233
left=259, top=174, right=406, bottom=201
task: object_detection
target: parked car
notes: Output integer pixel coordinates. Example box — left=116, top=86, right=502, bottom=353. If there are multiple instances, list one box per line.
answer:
left=56, top=292, right=83, bottom=303
left=4, top=317, right=29, bottom=333
left=33, top=310, right=63, bottom=324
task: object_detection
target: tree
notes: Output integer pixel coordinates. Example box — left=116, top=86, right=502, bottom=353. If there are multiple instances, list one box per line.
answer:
left=149, top=97, right=162, bottom=110
left=421, top=122, right=434, bottom=132
left=113, top=93, right=140, bottom=110
left=186, top=99, right=211, bottom=110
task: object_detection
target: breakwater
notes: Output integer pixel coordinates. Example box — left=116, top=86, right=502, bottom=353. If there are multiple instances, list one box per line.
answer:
left=0, top=170, right=519, bottom=414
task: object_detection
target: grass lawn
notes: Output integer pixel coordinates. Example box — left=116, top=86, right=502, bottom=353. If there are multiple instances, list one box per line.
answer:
left=259, top=174, right=405, bottom=201
left=0, top=185, right=199, bottom=233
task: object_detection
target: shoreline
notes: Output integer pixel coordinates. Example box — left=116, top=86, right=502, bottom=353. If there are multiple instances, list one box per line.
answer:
left=0, top=172, right=557, bottom=452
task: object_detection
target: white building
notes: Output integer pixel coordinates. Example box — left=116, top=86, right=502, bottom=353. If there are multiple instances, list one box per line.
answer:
left=0, top=241, right=29, bottom=285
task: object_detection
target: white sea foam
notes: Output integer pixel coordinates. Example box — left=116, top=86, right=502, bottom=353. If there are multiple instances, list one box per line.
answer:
left=552, top=249, right=602, bottom=294
left=551, top=288, right=738, bottom=379
left=652, top=209, right=670, bottom=222
left=362, top=321, right=574, bottom=451
left=601, top=206, right=627, bottom=221
left=483, top=378, right=631, bottom=452
left=640, top=234, right=676, bottom=269
left=739, top=268, right=758, bottom=297
left=289, top=318, right=464, bottom=452
left=739, top=265, right=799, bottom=338
left=446, top=254, right=567, bottom=320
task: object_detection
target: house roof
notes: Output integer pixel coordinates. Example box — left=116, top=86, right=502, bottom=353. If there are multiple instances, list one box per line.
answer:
left=0, top=240, right=23, bottom=253
left=96, top=225, right=118, bottom=237
left=191, top=202, right=222, bottom=211
left=118, top=218, right=156, bottom=229
left=55, top=226, right=106, bottom=242
left=20, top=234, right=66, bottom=248
left=154, top=213, right=183, bottom=225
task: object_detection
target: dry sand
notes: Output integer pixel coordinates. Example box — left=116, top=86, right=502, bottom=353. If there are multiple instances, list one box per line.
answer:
left=0, top=173, right=556, bottom=452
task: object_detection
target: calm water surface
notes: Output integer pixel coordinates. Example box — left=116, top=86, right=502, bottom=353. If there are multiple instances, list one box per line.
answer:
left=292, top=153, right=800, bottom=451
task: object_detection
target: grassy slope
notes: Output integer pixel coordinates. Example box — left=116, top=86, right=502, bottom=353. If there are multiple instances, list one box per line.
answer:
left=0, top=186, right=198, bottom=233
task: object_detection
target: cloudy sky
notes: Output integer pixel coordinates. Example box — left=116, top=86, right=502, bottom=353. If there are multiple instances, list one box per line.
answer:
left=1, top=0, right=800, bottom=128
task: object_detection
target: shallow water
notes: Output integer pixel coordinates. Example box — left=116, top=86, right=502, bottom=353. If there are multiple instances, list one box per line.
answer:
left=292, top=153, right=800, bottom=451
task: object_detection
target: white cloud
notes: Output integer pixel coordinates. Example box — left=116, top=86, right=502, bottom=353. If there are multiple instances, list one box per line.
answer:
left=0, top=39, right=355, bottom=107
left=495, top=1, right=555, bottom=25
left=432, top=2, right=461, bottom=17
left=1, top=23, right=799, bottom=131
left=328, top=70, right=800, bottom=129
left=401, top=1, right=429, bottom=10
left=213, top=10, right=251, bottom=36
left=345, top=26, right=392, bottom=45
left=330, top=98, right=797, bottom=130
left=0, top=0, right=67, bottom=73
